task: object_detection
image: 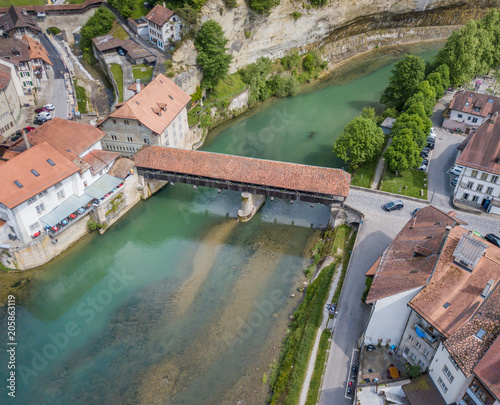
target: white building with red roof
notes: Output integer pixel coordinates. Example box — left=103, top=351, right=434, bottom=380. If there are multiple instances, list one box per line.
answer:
left=145, top=4, right=182, bottom=51
left=98, top=73, right=191, bottom=156
left=0, top=119, right=122, bottom=243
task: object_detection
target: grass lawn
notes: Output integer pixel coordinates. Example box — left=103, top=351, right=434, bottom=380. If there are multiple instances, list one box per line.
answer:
left=132, top=63, right=153, bottom=83
left=73, top=79, right=88, bottom=114
left=110, top=21, right=129, bottom=40
left=209, top=73, right=246, bottom=101
left=110, top=63, right=123, bottom=103
left=187, top=105, right=202, bottom=127
left=129, top=0, right=149, bottom=19
left=350, top=156, right=378, bottom=188
left=305, top=329, right=331, bottom=405
left=66, top=0, right=87, bottom=4
left=380, top=169, right=428, bottom=199
left=0, top=0, right=44, bottom=5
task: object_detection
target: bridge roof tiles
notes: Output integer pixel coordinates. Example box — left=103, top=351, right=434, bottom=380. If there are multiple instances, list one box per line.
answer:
left=134, top=146, right=351, bottom=198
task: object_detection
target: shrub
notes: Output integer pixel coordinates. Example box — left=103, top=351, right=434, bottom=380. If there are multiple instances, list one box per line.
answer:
left=164, top=59, right=173, bottom=70
left=249, top=0, right=279, bottom=13
left=191, top=86, right=202, bottom=102
left=303, top=52, right=321, bottom=72
left=224, top=0, right=237, bottom=7
left=108, top=0, right=135, bottom=18
left=47, top=26, right=61, bottom=35
left=291, top=11, right=302, bottom=20
left=281, top=50, right=301, bottom=71
left=79, top=7, right=115, bottom=61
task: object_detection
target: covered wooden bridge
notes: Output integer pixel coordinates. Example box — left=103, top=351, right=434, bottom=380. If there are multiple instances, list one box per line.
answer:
left=134, top=146, right=351, bottom=207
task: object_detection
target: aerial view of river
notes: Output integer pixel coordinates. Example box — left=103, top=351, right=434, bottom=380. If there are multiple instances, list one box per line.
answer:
left=0, top=41, right=442, bottom=404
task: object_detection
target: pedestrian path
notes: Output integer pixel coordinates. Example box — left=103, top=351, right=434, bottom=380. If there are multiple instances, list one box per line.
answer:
left=370, top=137, right=392, bottom=189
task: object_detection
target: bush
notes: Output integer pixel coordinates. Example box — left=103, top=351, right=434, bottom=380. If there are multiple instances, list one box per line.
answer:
left=303, top=52, right=321, bottom=72
left=361, top=277, right=373, bottom=302
left=281, top=50, right=301, bottom=71
left=164, top=59, right=173, bottom=70
left=79, top=7, right=115, bottom=61
left=191, top=86, right=202, bottom=102
left=47, top=26, right=61, bottom=35
left=249, top=0, right=279, bottom=13
left=291, top=11, right=302, bottom=20
left=200, top=113, right=212, bottom=128
left=108, top=0, right=135, bottom=18
left=224, top=0, right=237, bottom=7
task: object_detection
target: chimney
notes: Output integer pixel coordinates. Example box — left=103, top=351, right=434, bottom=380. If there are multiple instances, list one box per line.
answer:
left=163, top=1, right=166, bottom=7
left=21, top=129, right=30, bottom=150
left=491, top=111, right=498, bottom=125
left=135, top=79, right=141, bottom=93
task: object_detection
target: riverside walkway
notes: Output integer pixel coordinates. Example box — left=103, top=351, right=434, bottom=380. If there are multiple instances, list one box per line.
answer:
left=134, top=146, right=351, bottom=205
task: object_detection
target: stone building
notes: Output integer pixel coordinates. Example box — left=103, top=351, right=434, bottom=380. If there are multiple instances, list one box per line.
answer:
left=0, top=6, right=41, bottom=39
left=145, top=4, right=182, bottom=51
left=0, top=64, right=22, bottom=139
left=98, top=73, right=191, bottom=157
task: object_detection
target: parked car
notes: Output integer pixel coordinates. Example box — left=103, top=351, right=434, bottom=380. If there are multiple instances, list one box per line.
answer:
left=347, top=381, right=353, bottom=395
left=36, top=112, right=52, bottom=121
left=34, top=107, right=48, bottom=113
left=485, top=233, right=500, bottom=247
left=420, top=150, right=429, bottom=158
left=417, top=164, right=427, bottom=171
left=382, top=200, right=404, bottom=211
left=451, top=177, right=458, bottom=187
left=36, top=11, right=46, bottom=18
left=422, top=159, right=429, bottom=165
left=34, top=119, right=45, bottom=125
left=426, top=143, right=435, bottom=150
left=117, top=48, right=125, bottom=56
left=10, top=131, right=22, bottom=142
left=429, top=127, right=437, bottom=137
left=449, top=165, right=464, bottom=176
left=352, top=364, right=358, bottom=379
left=43, top=104, right=55, bottom=110
left=23, top=126, right=36, bottom=132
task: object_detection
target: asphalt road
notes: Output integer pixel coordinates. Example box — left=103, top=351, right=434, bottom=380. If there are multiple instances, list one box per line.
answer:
left=39, top=34, right=66, bottom=79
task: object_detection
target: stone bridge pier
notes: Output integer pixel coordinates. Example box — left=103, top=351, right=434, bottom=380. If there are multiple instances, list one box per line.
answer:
left=237, top=192, right=266, bottom=222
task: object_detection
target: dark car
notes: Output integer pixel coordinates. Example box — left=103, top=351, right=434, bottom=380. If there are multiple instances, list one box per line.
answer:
left=383, top=200, right=404, bottom=211
left=426, top=143, right=435, bottom=150
left=34, top=119, right=45, bottom=125
left=352, top=364, right=358, bottom=379
left=485, top=233, right=500, bottom=247
left=10, top=130, right=22, bottom=142
left=34, top=107, right=48, bottom=113
left=420, top=150, right=429, bottom=158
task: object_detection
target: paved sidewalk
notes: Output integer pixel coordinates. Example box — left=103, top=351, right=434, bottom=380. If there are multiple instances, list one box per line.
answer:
left=370, top=137, right=392, bottom=189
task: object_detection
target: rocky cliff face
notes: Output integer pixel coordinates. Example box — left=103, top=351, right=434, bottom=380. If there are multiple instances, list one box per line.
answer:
left=196, top=0, right=500, bottom=71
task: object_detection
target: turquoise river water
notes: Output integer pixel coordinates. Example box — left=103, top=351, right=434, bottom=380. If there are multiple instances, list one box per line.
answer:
left=0, top=42, right=442, bottom=405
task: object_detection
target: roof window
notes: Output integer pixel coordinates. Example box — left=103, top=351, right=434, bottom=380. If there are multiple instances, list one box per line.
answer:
left=443, top=302, right=450, bottom=309
left=475, top=329, right=486, bottom=340
left=481, top=279, right=495, bottom=298
left=31, top=169, right=40, bottom=177
left=488, top=98, right=494, bottom=103
left=14, top=180, right=23, bottom=188
left=168, top=95, right=174, bottom=100
left=47, top=159, right=55, bottom=166
left=452, top=233, right=488, bottom=271
left=465, top=102, right=470, bottom=107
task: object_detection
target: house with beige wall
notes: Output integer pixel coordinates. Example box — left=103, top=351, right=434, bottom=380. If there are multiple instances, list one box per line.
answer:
left=98, top=73, right=191, bottom=157
left=0, top=64, right=22, bottom=139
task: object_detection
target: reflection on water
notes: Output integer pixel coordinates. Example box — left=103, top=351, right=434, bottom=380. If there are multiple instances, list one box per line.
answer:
left=0, top=41, right=444, bottom=405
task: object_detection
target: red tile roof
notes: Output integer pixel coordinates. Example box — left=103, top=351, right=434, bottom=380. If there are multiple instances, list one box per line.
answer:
left=27, top=118, right=106, bottom=162
left=449, top=91, right=500, bottom=118
left=99, top=73, right=190, bottom=135
left=0, top=5, right=41, bottom=33
left=0, top=65, right=10, bottom=90
left=366, top=206, right=459, bottom=304
left=81, top=149, right=119, bottom=175
left=0, top=142, right=79, bottom=209
left=92, top=34, right=123, bottom=52
left=444, top=282, right=500, bottom=377
left=22, top=35, right=52, bottom=65
left=107, top=157, right=134, bottom=179
left=134, top=146, right=351, bottom=198
left=145, top=4, right=174, bottom=26
left=409, top=226, right=500, bottom=338
left=474, top=336, right=500, bottom=399
left=456, top=113, right=500, bottom=175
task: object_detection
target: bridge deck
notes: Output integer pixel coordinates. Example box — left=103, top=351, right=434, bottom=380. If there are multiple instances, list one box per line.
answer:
left=134, top=146, right=351, bottom=201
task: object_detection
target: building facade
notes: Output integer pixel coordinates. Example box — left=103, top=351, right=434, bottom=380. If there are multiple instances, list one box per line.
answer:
left=98, top=73, right=191, bottom=157
left=145, top=4, right=182, bottom=51
left=448, top=92, right=500, bottom=129
left=0, top=65, right=22, bottom=139
left=453, top=113, right=500, bottom=213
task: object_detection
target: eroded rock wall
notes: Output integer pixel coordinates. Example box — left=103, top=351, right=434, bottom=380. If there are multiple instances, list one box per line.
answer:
left=197, top=0, right=499, bottom=71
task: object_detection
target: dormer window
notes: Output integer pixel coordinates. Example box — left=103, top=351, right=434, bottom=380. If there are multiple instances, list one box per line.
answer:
left=465, top=102, right=470, bottom=107
left=474, top=107, right=481, bottom=113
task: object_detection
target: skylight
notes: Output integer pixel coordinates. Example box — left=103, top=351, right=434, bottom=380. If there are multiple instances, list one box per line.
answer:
left=47, top=159, right=55, bottom=166
left=14, top=180, right=23, bottom=188
left=488, top=98, right=494, bottom=103
left=31, top=169, right=40, bottom=177
left=475, top=329, right=486, bottom=340
left=168, top=95, right=174, bottom=100
left=443, top=302, right=450, bottom=308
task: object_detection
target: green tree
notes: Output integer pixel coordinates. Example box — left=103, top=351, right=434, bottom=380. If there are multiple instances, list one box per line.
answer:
left=333, top=116, right=384, bottom=170
left=108, top=0, right=135, bottom=18
left=435, top=64, right=450, bottom=91
left=391, top=112, right=429, bottom=148
left=376, top=107, right=399, bottom=126
left=303, top=52, right=321, bottom=72
left=195, top=20, right=233, bottom=90
left=407, top=365, right=422, bottom=379
left=435, top=20, right=485, bottom=86
left=281, top=50, right=300, bottom=71
left=239, top=57, right=273, bottom=104
left=79, top=7, right=116, bottom=61
left=360, top=106, right=377, bottom=123
left=384, top=129, right=421, bottom=172
left=404, top=81, right=436, bottom=117
left=479, top=9, right=500, bottom=68
left=380, top=55, right=426, bottom=111
left=176, top=5, right=199, bottom=38
left=426, top=72, right=444, bottom=99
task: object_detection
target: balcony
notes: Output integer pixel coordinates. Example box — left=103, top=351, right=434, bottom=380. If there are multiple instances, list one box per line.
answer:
left=415, top=322, right=440, bottom=343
